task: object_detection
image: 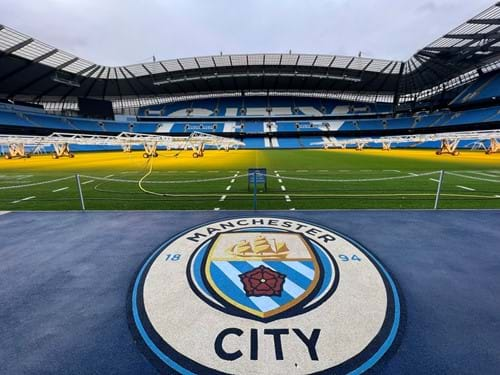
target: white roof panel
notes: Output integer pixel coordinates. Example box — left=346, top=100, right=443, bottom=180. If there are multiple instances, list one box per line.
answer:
left=196, top=56, right=215, bottom=68
left=0, top=27, right=29, bottom=51
left=264, top=54, right=281, bottom=65
left=248, top=54, right=264, bottom=65
left=40, top=50, right=75, bottom=68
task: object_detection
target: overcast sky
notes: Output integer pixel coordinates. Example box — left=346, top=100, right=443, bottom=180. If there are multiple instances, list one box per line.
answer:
left=0, top=0, right=494, bottom=66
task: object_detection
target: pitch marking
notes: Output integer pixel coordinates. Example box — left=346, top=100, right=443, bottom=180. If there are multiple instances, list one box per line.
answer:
left=470, top=171, right=498, bottom=178
left=11, top=196, right=36, bottom=204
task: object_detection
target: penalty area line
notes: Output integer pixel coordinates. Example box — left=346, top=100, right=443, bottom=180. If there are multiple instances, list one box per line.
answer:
left=11, top=196, right=36, bottom=204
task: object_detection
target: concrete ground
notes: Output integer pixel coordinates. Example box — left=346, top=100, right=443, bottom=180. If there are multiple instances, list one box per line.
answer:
left=0, top=210, right=499, bottom=374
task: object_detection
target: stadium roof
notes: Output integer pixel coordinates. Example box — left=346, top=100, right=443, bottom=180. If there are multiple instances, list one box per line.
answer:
left=1, top=3, right=500, bottom=109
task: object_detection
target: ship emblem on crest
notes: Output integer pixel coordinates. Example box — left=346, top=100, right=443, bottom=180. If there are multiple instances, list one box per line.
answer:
left=203, top=232, right=322, bottom=320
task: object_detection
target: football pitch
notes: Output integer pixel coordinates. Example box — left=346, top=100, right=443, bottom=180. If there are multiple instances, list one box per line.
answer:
left=0, top=148, right=499, bottom=210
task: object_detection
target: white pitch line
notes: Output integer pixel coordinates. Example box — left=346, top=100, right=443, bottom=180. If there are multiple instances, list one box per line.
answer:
left=470, top=171, right=498, bottom=178
left=219, top=195, right=226, bottom=202
left=296, top=170, right=308, bottom=172
left=429, top=178, right=439, bottom=183
left=384, top=170, right=400, bottom=173
left=11, top=196, right=36, bottom=204
left=226, top=185, right=232, bottom=191
left=281, top=185, right=286, bottom=191
left=104, top=174, right=114, bottom=178
left=456, top=185, right=475, bottom=191
left=495, top=195, right=500, bottom=198
left=285, top=195, right=291, bottom=202
left=52, top=187, right=69, bottom=192
left=81, top=180, right=95, bottom=185
left=408, top=173, right=418, bottom=176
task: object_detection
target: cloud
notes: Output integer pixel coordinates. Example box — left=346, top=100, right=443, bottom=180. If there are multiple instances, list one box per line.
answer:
left=0, top=0, right=494, bottom=65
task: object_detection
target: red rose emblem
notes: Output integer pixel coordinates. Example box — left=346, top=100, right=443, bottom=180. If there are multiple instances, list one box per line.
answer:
left=239, top=265, right=286, bottom=297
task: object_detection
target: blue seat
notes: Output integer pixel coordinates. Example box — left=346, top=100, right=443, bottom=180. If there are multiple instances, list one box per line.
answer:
left=243, top=138, right=266, bottom=148
left=277, top=138, right=301, bottom=148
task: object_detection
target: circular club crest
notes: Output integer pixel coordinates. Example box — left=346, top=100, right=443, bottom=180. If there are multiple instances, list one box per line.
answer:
left=130, top=217, right=400, bottom=374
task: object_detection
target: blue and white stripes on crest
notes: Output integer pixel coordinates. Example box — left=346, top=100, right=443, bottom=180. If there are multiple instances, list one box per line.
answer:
left=211, top=260, right=315, bottom=313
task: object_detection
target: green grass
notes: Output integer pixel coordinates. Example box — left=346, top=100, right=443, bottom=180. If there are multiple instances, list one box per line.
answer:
left=0, top=148, right=499, bottom=210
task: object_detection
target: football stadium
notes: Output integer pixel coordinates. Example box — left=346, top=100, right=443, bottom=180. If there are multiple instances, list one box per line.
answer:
left=0, top=1, right=499, bottom=374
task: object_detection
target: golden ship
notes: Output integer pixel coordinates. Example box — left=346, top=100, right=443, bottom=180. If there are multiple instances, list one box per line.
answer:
left=225, top=235, right=290, bottom=259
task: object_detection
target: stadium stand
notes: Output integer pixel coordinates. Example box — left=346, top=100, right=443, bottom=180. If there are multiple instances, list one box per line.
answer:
left=2, top=96, right=499, bottom=151
left=0, top=4, right=500, bottom=154
left=451, top=72, right=500, bottom=106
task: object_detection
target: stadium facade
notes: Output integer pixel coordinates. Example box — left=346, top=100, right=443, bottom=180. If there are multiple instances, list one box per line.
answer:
left=0, top=3, right=500, bottom=154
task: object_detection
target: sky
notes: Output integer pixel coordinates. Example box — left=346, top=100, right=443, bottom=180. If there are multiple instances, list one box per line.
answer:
left=0, top=0, right=495, bottom=66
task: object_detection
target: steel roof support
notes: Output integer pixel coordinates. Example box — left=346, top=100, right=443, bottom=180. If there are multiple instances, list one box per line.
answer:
left=7, top=57, right=79, bottom=99
left=0, top=48, right=60, bottom=83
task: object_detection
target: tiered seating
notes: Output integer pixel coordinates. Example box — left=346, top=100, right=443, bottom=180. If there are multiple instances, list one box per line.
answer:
left=277, top=122, right=298, bottom=132
left=297, top=122, right=323, bottom=132
left=300, top=136, right=324, bottom=147
left=386, top=118, right=414, bottom=129
left=243, top=122, right=264, bottom=133
left=278, top=137, right=301, bottom=148
left=442, top=107, right=498, bottom=125
left=131, top=123, right=159, bottom=133
left=242, top=138, right=265, bottom=148
left=338, top=121, right=358, bottom=131
left=358, top=119, right=384, bottom=130
left=413, top=114, right=441, bottom=128
left=102, top=122, right=131, bottom=132
left=139, top=96, right=392, bottom=119
left=1, top=97, right=499, bottom=151
left=0, top=110, right=34, bottom=127
left=68, top=119, right=102, bottom=132
left=451, top=72, right=500, bottom=105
